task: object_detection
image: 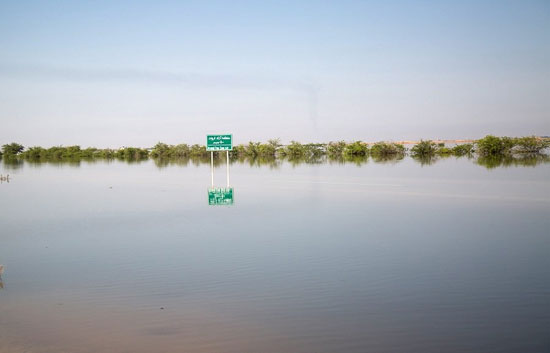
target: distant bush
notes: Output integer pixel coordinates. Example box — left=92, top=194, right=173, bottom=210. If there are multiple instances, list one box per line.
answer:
left=512, top=136, right=550, bottom=154
left=238, top=139, right=281, bottom=158
left=452, top=143, right=474, bottom=156
left=230, top=145, right=245, bottom=158
left=257, top=143, right=276, bottom=157
left=436, top=146, right=453, bottom=156
left=150, top=142, right=192, bottom=158
left=115, top=147, right=149, bottom=160
left=327, top=141, right=347, bottom=157
left=94, top=149, right=116, bottom=158
left=189, top=144, right=207, bottom=157
left=476, top=135, right=514, bottom=156
left=304, top=143, right=326, bottom=157
left=370, top=142, right=405, bottom=157
left=5, top=136, right=550, bottom=164
left=282, top=141, right=306, bottom=157
left=2, top=143, right=24, bottom=156
left=23, top=146, right=46, bottom=159
left=470, top=136, right=548, bottom=157
left=343, top=141, right=368, bottom=156
left=150, top=142, right=171, bottom=158
left=261, top=139, right=282, bottom=157
left=410, top=140, right=437, bottom=157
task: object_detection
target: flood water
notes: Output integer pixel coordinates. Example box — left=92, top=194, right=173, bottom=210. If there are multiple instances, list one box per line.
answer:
left=1, top=157, right=549, bottom=353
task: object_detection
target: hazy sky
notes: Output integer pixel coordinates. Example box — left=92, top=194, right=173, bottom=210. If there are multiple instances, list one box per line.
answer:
left=1, top=0, right=549, bottom=147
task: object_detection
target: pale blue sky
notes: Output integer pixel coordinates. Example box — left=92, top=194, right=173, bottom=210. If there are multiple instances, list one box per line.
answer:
left=1, top=0, right=549, bottom=147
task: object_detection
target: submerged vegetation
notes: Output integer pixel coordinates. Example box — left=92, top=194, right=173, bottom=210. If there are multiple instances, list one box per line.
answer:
left=1, top=136, right=548, bottom=169
left=370, top=142, right=406, bottom=158
left=410, top=140, right=438, bottom=157
left=17, top=145, right=149, bottom=161
left=476, top=135, right=550, bottom=156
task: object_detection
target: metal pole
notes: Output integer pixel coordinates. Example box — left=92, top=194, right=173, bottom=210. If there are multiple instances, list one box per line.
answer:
left=226, top=150, right=230, bottom=187
left=210, top=151, right=214, bottom=188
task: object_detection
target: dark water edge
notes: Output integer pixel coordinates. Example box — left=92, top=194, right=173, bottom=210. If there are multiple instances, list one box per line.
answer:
left=1, top=158, right=549, bottom=353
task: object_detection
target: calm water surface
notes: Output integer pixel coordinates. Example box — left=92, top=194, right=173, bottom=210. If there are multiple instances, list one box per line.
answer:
left=1, top=158, right=549, bottom=353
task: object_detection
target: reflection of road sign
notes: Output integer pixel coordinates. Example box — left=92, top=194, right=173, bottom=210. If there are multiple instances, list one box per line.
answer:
left=207, top=134, right=233, bottom=151
left=208, top=187, right=234, bottom=205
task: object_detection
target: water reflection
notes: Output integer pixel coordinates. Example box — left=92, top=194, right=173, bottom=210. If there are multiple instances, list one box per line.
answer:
left=411, top=155, right=444, bottom=166
left=476, top=154, right=550, bottom=169
left=370, top=154, right=405, bottom=164
left=208, top=187, right=234, bottom=205
left=0, top=265, right=4, bottom=289
left=3, top=153, right=550, bottom=170
left=1, top=156, right=24, bottom=170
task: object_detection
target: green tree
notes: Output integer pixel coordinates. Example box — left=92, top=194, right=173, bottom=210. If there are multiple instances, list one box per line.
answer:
left=304, top=143, right=325, bottom=157
left=150, top=142, right=171, bottom=158
left=476, top=135, right=513, bottom=156
left=370, top=142, right=405, bottom=157
left=190, top=144, right=207, bottom=157
left=172, top=144, right=190, bottom=157
left=283, top=141, right=306, bottom=157
left=410, top=140, right=437, bottom=157
left=244, top=142, right=261, bottom=157
left=513, top=136, right=550, bottom=153
left=343, top=141, right=368, bottom=156
left=436, top=145, right=453, bottom=156
left=327, top=141, right=347, bottom=157
left=2, top=143, right=24, bottom=156
left=23, top=146, right=46, bottom=159
left=452, top=143, right=474, bottom=156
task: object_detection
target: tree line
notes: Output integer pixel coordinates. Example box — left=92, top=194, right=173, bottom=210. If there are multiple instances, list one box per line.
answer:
left=1, top=135, right=548, bottom=162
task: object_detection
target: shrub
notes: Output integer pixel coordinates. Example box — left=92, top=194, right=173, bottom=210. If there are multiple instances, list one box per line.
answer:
left=327, top=141, right=347, bottom=157
left=23, top=146, right=46, bottom=159
left=172, top=144, right=190, bottom=158
left=304, top=143, right=326, bottom=157
left=150, top=142, right=171, bottom=158
left=343, top=141, right=368, bottom=156
left=476, top=135, right=514, bottom=156
left=80, top=148, right=97, bottom=158
left=230, top=145, right=246, bottom=158
left=513, top=136, right=550, bottom=153
left=283, top=141, right=306, bottom=157
left=95, top=149, right=116, bottom=158
left=436, top=146, right=453, bottom=156
left=410, top=140, right=437, bottom=157
left=115, top=147, right=148, bottom=159
left=370, top=142, right=405, bottom=157
left=255, top=139, right=281, bottom=157
left=244, top=142, right=261, bottom=157
left=2, top=143, right=24, bottom=156
left=190, top=144, right=207, bottom=157
left=452, top=143, right=474, bottom=156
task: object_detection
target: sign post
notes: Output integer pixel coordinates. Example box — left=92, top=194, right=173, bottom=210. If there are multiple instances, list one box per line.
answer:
left=226, top=150, right=230, bottom=187
left=207, top=134, right=233, bottom=205
left=210, top=151, right=214, bottom=187
left=206, top=134, right=233, bottom=151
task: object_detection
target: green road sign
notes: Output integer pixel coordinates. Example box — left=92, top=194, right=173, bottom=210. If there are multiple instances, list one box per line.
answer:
left=207, top=134, right=233, bottom=151
left=208, top=187, right=234, bottom=205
